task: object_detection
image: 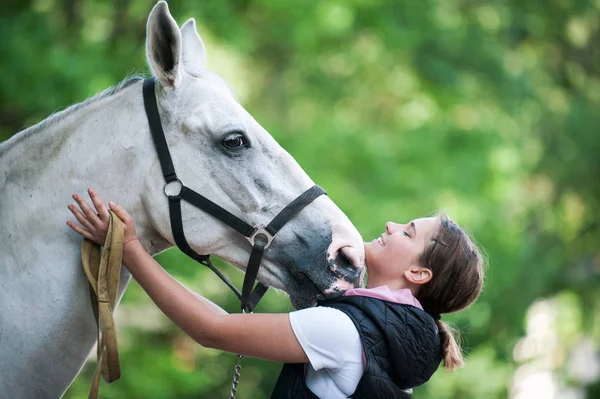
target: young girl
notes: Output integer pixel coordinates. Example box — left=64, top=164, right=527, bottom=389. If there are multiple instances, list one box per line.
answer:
left=67, top=188, right=484, bottom=398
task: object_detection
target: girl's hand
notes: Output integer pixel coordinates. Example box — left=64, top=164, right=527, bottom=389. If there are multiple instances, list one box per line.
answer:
left=67, top=188, right=137, bottom=246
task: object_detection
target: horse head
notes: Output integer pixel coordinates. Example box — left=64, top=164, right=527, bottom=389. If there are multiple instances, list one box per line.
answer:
left=141, top=2, right=364, bottom=308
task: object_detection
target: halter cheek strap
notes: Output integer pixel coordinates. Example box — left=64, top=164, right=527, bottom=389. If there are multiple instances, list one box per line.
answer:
left=142, top=77, right=326, bottom=312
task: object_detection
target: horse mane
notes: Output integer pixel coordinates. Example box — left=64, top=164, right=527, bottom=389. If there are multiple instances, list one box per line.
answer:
left=39, top=75, right=145, bottom=133
left=1, top=71, right=237, bottom=155
left=0, top=76, right=144, bottom=155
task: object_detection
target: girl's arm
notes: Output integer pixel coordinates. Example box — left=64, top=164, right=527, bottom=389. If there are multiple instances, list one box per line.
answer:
left=67, top=189, right=309, bottom=364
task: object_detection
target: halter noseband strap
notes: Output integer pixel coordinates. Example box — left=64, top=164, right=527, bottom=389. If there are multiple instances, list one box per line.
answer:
left=142, top=77, right=326, bottom=312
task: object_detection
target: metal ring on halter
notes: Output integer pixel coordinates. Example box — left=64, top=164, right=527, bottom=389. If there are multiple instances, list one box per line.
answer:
left=246, top=225, right=274, bottom=249
left=163, top=178, right=184, bottom=199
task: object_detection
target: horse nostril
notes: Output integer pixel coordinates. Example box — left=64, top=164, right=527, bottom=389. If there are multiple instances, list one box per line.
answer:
left=332, top=246, right=365, bottom=282
left=342, top=246, right=365, bottom=268
left=334, top=251, right=349, bottom=270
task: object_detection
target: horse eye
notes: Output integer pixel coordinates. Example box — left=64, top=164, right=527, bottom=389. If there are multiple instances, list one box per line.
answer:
left=222, top=133, right=247, bottom=149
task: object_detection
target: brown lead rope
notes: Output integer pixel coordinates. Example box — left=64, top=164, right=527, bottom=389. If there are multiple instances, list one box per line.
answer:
left=80, top=210, right=124, bottom=399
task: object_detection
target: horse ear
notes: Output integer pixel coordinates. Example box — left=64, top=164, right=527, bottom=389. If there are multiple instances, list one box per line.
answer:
left=180, top=19, right=206, bottom=75
left=146, top=1, right=183, bottom=88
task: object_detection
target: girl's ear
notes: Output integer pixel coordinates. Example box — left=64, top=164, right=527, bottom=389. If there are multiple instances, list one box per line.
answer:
left=404, top=267, right=432, bottom=285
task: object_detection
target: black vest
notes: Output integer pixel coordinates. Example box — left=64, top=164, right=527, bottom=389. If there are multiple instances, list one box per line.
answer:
left=271, top=295, right=442, bottom=399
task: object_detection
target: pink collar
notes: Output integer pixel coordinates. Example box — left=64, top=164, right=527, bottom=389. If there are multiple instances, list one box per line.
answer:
left=343, top=285, right=423, bottom=310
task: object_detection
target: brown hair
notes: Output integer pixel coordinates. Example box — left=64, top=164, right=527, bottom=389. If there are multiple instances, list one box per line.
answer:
left=416, top=214, right=485, bottom=371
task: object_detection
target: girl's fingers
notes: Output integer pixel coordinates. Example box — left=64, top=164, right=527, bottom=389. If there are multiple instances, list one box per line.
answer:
left=66, top=220, right=94, bottom=241
left=108, top=201, right=137, bottom=241
left=88, top=188, right=109, bottom=222
left=68, top=204, right=95, bottom=232
left=72, top=193, right=100, bottom=225
left=108, top=202, right=132, bottom=224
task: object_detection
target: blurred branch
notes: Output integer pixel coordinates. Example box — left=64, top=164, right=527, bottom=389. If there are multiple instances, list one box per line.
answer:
left=62, top=0, right=82, bottom=37
left=110, top=0, right=130, bottom=50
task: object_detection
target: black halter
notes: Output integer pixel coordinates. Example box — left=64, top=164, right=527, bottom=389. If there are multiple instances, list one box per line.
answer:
left=142, top=77, right=326, bottom=312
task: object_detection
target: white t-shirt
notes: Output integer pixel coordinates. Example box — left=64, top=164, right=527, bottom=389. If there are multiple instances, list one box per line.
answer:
left=288, top=306, right=364, bottom=399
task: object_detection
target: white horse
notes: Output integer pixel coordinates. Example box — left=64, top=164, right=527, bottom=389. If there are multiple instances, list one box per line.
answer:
left=0, top=2, right=365, bottom=397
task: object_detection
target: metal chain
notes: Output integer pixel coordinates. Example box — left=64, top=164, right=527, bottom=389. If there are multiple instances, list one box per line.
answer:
left=229, top=308, right=248, bottom=399
left=229, top=353, right=244, bottom=399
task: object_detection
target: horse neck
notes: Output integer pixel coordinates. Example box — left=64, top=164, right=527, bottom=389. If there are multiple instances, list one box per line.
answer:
left=2, top=80, right=170, bottom=255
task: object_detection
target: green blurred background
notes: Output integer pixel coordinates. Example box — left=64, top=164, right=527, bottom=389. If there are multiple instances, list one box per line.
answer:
left=2, top=0, right=600, bottom=398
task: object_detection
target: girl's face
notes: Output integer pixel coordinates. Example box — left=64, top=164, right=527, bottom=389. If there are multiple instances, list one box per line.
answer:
left=364, top=217, right=440, bottom=286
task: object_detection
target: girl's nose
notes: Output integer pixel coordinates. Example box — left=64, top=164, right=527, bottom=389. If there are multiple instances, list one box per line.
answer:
left=385, top=222, right=397, bottom=235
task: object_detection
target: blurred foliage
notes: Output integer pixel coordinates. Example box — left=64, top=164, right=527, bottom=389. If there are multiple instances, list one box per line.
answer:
left=2, top=0, right=600, bottom=398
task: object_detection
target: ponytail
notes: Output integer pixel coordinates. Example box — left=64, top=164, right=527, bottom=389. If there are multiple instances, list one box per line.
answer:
left=416, top=214, right=485, bottom=372
left=435, top=320, right=464, bottom=371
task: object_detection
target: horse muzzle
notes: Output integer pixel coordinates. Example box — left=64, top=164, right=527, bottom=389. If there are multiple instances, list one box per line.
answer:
left=268, top=235, right=365, bottom=309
